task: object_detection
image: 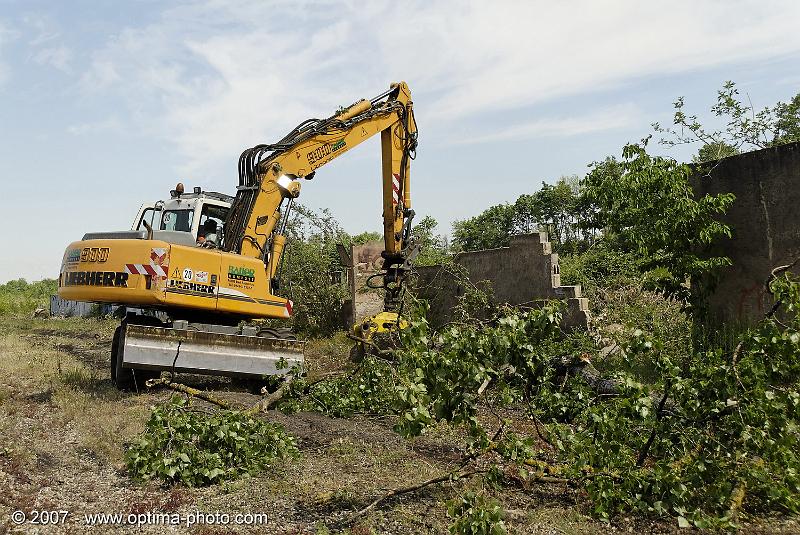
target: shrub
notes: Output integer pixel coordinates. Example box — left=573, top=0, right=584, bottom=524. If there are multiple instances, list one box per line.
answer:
left=0, top=278, right=57, bottom=317
left=125, top=396, right=298, bottom=486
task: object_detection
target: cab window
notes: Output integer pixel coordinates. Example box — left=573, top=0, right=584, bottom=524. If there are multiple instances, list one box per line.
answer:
left=136, top=208, right=157, bottom=230
left=197, top=204, right=228, bottom=245
left=160, top=210, right=194, bottom=232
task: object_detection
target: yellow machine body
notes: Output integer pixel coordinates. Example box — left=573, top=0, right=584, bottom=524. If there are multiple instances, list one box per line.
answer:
left=58, top=82, right=417, bottom=322
left=59, top=239, right=291, bottom=319
left=352, top=311, right=408, bottom=341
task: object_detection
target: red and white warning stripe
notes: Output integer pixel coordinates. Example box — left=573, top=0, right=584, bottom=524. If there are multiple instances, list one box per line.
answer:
left=391, top=173, right=401, bottom=205
left=150, top=248, right=167, bottom=265
left=125, top=263, right=168, bottom=278
left=126, top=247, right=170, bottom=278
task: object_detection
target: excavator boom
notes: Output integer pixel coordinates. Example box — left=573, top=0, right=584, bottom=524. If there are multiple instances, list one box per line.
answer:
left=225, top=81, right=418, bottom=309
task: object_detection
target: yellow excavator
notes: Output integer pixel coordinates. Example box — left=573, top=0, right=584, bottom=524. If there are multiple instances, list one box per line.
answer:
left=58, top=82, right=418, bottom=389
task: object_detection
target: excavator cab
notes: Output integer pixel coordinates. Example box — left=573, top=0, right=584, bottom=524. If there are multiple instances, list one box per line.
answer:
left=132, top=186, right=233, bottom=247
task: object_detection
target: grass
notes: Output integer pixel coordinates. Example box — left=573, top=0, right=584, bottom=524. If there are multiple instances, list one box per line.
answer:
left=0, top=316, right=148, bottom=466
left=304, top=331, right=354, bottom=377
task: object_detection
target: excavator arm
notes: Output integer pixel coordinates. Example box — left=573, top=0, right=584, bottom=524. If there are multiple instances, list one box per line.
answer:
left=223, top=82, right=418, bottom=310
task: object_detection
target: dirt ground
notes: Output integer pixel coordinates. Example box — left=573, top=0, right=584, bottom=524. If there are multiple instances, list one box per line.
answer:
left=0, top=317, right=796, bottom=534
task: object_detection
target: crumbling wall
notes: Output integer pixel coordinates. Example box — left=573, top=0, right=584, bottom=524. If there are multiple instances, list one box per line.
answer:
left=694, top=142, right=800, bottom=327
left=413, top=233, right=589, bottom=328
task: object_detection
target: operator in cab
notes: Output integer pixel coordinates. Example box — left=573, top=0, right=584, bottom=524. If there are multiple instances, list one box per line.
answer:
left=196, top=219, right=218, bottom=247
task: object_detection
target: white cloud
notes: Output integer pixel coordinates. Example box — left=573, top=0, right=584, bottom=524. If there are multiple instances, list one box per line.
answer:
left=23, top=12, right=60, bottom=47
left=78, top=0, right=800, bottom=172
left=33, top=45, right=72, bottom=72
left=12, top=14, right=75, bottom=73
left=453, top=104, right=642, bottom=145
left=0, top=21, right=19, bottom=85
left=67, top=117, right=122, bottom=135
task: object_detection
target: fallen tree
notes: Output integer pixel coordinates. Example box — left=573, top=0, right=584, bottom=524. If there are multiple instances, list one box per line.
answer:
left=274, top=262, right=800, bottom=529
left=131, top=260, right=800, bottom=530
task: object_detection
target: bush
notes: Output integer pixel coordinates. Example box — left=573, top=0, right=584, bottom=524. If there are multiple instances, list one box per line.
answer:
left=281, top=237, right=349, bottom=337
left=273, top=205, right=350, bottom=338
left=0, top=278, right=57, bottom=317
left=559, top=243, right=643, bottom=293
left=125, top=396, right=298, bottom=486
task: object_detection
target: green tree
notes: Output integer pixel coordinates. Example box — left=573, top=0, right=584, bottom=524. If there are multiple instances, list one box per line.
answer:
left=350, top=231, right=382, bottom=245
left=581, top=139, right=735, bottom=301
left=529, top=176, right=587, bottom=252
left=654, top=81, right=800, bottom=162
left=452, top=177, right=587, bottom=253
left=774, top=92, right=800, bottom=143
left=0, top=278, right=58, bottom=317
left=452, top=203, right=516, bottom=252
left=411, top=216, right=450, bottom=266
left=276, top=205, right=350, bottom=337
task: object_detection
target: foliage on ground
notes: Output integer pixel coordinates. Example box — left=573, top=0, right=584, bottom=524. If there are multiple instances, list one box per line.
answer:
left=275, top=265, right=800, bottom=529
left=125, top=395, right=298, bottom=487
left=447, top=491, right=507, bottom=535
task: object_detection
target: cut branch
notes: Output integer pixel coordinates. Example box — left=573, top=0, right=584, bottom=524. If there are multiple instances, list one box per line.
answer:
left=346, top=333, right=396, bottom=357
left=765, top=256, right=800, bottom=318
left=349, top=469, right=485, bottom=523
left=145, top=378, right=235, bottom=410
left=637, top=380, right=671, bottom=467
left=246, top=375, right=295, bottom=415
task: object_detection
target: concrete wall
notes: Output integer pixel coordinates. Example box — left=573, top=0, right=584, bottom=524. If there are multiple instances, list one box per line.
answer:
left=694, top=142, right=800, bottom=326
left=413, top=233, right=589, bottom=328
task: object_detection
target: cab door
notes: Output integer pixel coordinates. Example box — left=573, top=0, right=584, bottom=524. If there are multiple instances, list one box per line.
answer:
left=132, top=204, right=157, bottom=231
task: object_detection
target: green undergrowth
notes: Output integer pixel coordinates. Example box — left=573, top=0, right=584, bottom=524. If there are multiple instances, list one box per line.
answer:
left=125, top=396, right=299, bottom=487
left=275, top=269, right=800, bottom=530
left=0, top=278, right=57, bottom=317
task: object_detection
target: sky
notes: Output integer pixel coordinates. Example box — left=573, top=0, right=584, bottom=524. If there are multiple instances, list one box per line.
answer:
left=1, top=0, right=799, bottom=283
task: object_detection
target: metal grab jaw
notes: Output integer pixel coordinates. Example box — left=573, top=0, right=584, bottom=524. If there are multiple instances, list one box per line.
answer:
left=122, top=324, right=304, bottom=378
left=380, top=241, right=420, bottom=312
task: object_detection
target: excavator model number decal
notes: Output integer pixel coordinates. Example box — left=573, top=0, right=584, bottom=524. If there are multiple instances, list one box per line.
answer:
left=81, top=247, right=110, bottom=263
left=307, top=139, right=346, bottom=166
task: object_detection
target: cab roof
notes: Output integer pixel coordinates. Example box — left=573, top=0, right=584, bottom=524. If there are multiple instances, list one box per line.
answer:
left=170, top=190, right=234, bottom=205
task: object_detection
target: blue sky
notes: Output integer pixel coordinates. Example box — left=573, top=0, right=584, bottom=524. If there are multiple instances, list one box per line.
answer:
left=1, top=0, right=799, bottom=282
